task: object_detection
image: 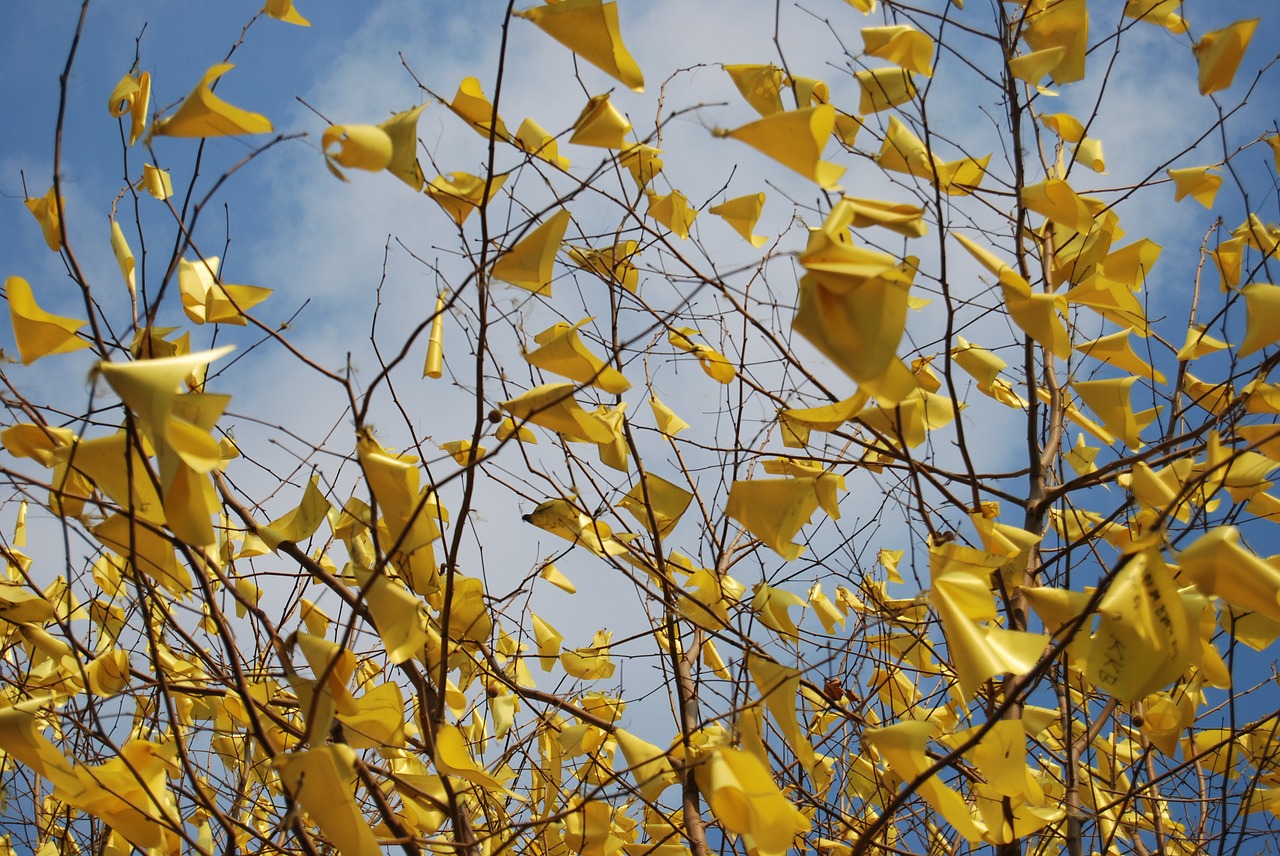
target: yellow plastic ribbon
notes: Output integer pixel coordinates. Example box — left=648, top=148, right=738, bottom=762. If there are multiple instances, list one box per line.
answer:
left=1169, top=166, right=1222, bottom=208
left=491, top=209, right=571, bottom=295
left=668, top=327, right=736, bottom=383
left=107, top=70, right=151, bottom=145
left=1071, top=376, right=1159, bottom=450
left=1176, top=325, right=1229, bottom=361
left=723, top=64, right=786, bottom=115
left=92, top=513, right=191, bottom=595
left=719, top=105, right=846, bottom=189
left=6, top=276, right=90, bottom=364
left=566, top=241, right=639, bottom=292
left=560, top=629, right=616, bottom=679
left=502, top=384, right=618, bottom=444
left=862, top=25, right=934, bottom=76
left=839, top=196, right=927, bottom=238
left=177, top=256, right=272, bottom=325
left=778, top=394, right=866, bottom=448
left=855, top=389, right=958, bottom=449
left=618, top=143, right=663, bottom=188
left=954, top=233, right=1071, bottom=359
left=1177, top=524, right=1280, bottom=616
left=525, top=318, right=631, bottom=393
left=614, top=729, right=676, bottom=802
left=531, top=613, right=563, bottom=670
left=709, top=193, right=768, bottom=247
left=111, top=220, right=136, bottom=296
left=694, top=745, right=811, bottom=856
left=138, top=164, right=173, bottom=200
left=1073, top=329, right=1166, bottom=384
left=569, top=93, right=632, bottom=149
left=1021, top=0, right=1088, bottom=84
left=322, top=124, right=394, bottom=177
left=1076, top=137, right=1106, bottom=173
left=523, top=498, right=625, bottom=558
left=1086, top=550, right=1192, bottom=701
left=539, top=562, right=575, bottom=593
left=725, top=472, right=843, bottom=561
left=25, top=186, right=63, bottom=252
left=877, top=115, right=988, bottom=196
left=646, top=189, right=696, bottom=239
left=514, top=117, right=570, bottom=169
left=649, top=395, right=689, bottom=436
left=1124, top=0, right=1187, bottom=33
left=856, top=67, right=917, bottom=113
left=1040, top=112, right=1084, bottom=143
left=151, top=64, right=272, bottom=138
left=618, top=473, right=692, bottom=537
left=865, top=720, right=985, bottom=841
left=1239, top=283, right=1280, bottom=357
left=1008, top=47, right=1066, bottom=85
left=424, top=294, right=445, bottom=378
left=323, top=105, right=428, bottom=189
left=259, top=476, right=329, bottom=550
left=516, top=0, right=644, bottom=92
left=426, top=172, right=508, bottom=226
left=1021, top=178, right=1095, bottom=234
left=97, top=347, right=233, bottom=546
left=448, top=76, right=509, bottom=140
left=274, top=746, right=381, bottom=855
left=796, top=201, right=918, bottom=387
left=1194, top=19, right=1258, bottom=96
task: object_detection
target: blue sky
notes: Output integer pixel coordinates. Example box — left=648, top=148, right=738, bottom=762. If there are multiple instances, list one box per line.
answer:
left=3, top=1, right=1280, bottom=850
left=4, top=0, right=1280, bottom=696
left=3, top=0, right=1279, bottom=652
